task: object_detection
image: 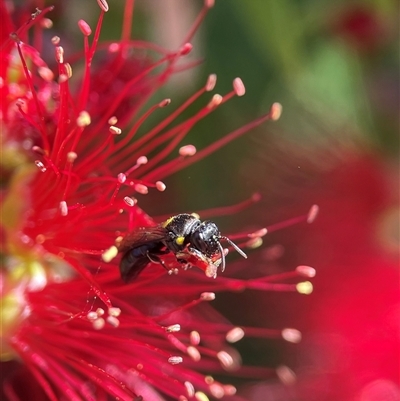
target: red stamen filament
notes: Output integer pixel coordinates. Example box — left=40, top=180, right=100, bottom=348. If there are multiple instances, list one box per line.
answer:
left=51, top=53, right=72, bottom=160
left=122, top=0, right=135, bottom=43
left=142, top=101, right=273, bottom=182
left=153, top=296, right=205, bottom=322
left=88, top=52, right=184, bottom=139
left=182, top=0, right=213, bottom=46
left=111, top=98, right=175, bottom=160
left=77, top=10, right=106, bottom=112
left=155, top=193, right=261, bottom=222
left=131, top=90, right=236, bottom=180
left=14, top=40, right=50, bottom=152
left=77, top=33, right=91, bottom=111
left=109, top=84, right=208, bottom=171
left=74, top=135, right=114, bottom=175
left=55, top=254, right=113, bottom=309
left=264, top=214, right=309, bottom=234
left=0, top=6, right=54, bottom=53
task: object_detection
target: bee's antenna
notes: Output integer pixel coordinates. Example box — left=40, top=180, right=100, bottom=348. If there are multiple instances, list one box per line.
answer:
left=221, top=236, right=248, bottom=260
left=216, top=241, right=226, bottom=272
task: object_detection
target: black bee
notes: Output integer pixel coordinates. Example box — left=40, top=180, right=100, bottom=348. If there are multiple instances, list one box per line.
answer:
left=118, top=213, right=247, bottom=282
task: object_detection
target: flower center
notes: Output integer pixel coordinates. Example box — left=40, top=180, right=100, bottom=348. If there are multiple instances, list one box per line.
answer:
left=1, top=252, right=75, bottom=361
left=1, top=164, right=76, bottom=361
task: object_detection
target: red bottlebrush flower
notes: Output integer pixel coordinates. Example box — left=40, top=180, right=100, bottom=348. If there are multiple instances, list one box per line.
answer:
left=331, top=5, right=389, bottom=53
left=1, top=1, right=312, bottom=400
left=293, top=155, right=400, bottom=401
left=243, top=152, right=399, bottom=400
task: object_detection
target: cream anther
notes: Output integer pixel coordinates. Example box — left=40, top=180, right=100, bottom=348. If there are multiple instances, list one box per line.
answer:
left=217, top=351, right=234, bottom=369
left=296, top=281, right=313, bottom=295
left=205, top=0, right=215, bottom=8
left=136, top=156, right=148, bottom=165
left=108, top=307, right=121, bottom=317
left=307, top=204, right=319, bottom=223
left=246, top=237, right=263, bottom=249
left=281, top=328, right=302, bottom=343
left=190, top=331, right=200, bottom=345
left=41, top=18, right=53, bottom=29
left=101, top=246, right=118, bottom=262
left=156, top=181, right=166, bottom=192
left=209, top=383, right=224, bottom=399
left=184, top=381, right=195, bottom=398
left=109, top=126, right=121, bottom=135
left=34, top=160, right=46, bottom=172
left=78, top=19, right=92, bottom=36
left=51, top=36, right=60, bottom=45
left=67, top=152, right=77, bottom=163
left=96, top=0, right=109, bottom=12
left=77, top=111, right=91, bottom=127
left=276, top=365, right=297, bottom=385
left=134, top=184, right=148, bottom=195
left=270, top=102, right=282, bottom=121
left=55, top=46, right=64, bottom=63
left=87, top=311, right=98, bottom=321
left=166, top=324, right=181, bottom=333
left=168, top=356, right=183, bottom=365
left=223, top=385, right=237, bottom=396
left=248, top=228, right=268, bottom=238
left=93, top=318, right=105, bottom=330
left=194, top=392, right=210, bottom=401
left=187, top=346, right=201, bottom=362
left=108, top=43, right=120, bottom=53
left=59, top=201, right=68, bottom=216
left=200, top=292, right=215, bottom=301
left=207, top=94, right=222, bottom=108
left=108, top=116, right=118, bottom=125
left=233, top=78, right=245, bottom=96
left=64, top=63, right=72, bottom=78
left=106, top=316, right=120, bottom=328
left=123, top=197, right=136, bottom=207
left=159, top=98, right=171, bottom=107
left=180, top=43, right=193, bottom=55
left=226, top=327, right=245, bottom=343
left=205, top=74, right=217, bottom=91
left=179, top=145, right=197, bottom=157
left=296, top=265, right=316, bottom=278
left=96, top=308, right=105, bottom=316
left=32, top=146, right=45, bottom=155
left=117, top=173, right=127, bottom=184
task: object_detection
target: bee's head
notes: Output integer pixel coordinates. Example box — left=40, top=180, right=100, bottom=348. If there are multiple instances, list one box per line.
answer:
left=190, top=221, right=247, bottom=272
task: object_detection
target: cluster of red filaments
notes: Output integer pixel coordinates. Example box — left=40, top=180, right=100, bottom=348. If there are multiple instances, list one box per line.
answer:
left=1, top=1, right=317, bottom=400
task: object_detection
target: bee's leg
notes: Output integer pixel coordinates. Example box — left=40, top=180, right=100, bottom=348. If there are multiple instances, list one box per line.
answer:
left=146, top=251, right=164, bottom=265
left=146, top=251, right=170, bottom=272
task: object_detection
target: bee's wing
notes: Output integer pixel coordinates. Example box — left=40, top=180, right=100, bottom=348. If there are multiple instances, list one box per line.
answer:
left=118, top=225, right=168, bottom=253
left=120, top=253, right=150, bottom=282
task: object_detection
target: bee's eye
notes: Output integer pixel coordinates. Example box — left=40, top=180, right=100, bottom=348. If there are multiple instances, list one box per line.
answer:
left=190, top=231, right=205, bottom=251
